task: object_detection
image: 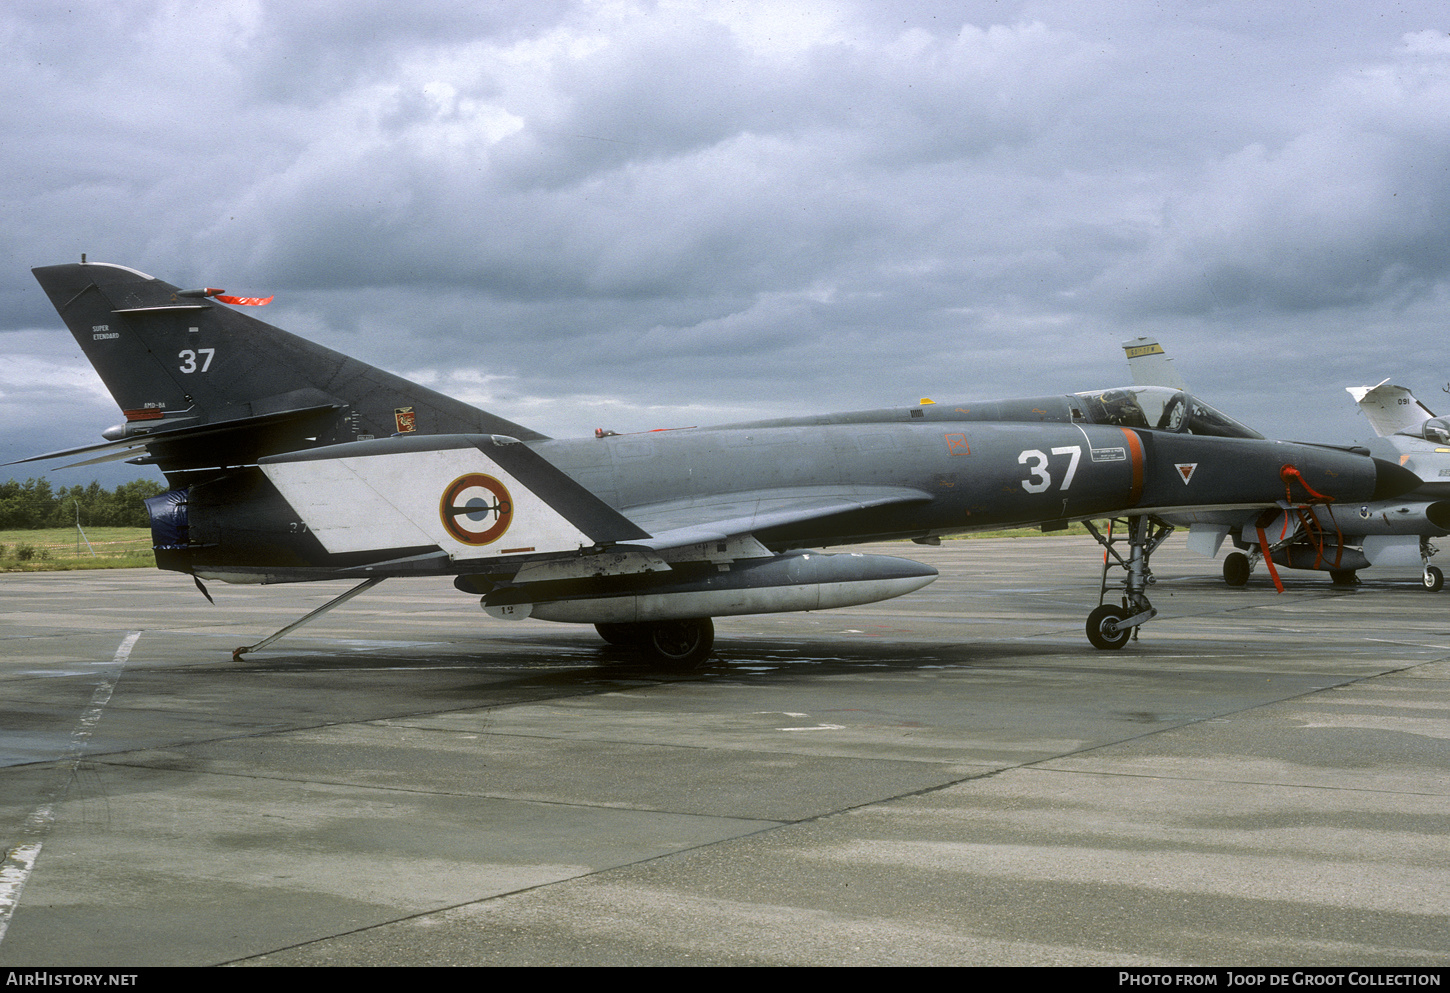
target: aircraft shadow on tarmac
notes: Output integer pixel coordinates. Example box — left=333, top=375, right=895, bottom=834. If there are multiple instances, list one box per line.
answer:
left=212, top=630, right=1220, bottom=689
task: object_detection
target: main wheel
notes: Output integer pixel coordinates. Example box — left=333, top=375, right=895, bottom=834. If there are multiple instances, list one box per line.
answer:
left=1424, top=566, right=1444, bottom=592
left=1329, top=569, right=1359, bottom=586
left=595, top=622, right=645, bottom=646
left=1085, top=605, right=1131, bottom=650
left=641, top=618, right=715, bottom=668
left=1222, top=552, right=1251, bottom=587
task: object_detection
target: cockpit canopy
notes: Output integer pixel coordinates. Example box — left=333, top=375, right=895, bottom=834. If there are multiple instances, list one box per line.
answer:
left=1073, top=386, right=1263, bottom=439
left=1404, top=416, right=1450, bottom=445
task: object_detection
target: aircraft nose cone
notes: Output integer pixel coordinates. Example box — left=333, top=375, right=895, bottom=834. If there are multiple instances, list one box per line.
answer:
left=1372, top=458, right=1421, bottom=500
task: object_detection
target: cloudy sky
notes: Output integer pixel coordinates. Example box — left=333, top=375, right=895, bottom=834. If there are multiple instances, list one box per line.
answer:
left=3, top=0, right=1449, bottom=487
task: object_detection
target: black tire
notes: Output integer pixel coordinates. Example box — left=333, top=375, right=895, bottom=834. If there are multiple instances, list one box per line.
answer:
left=595, top=622, right=645, bottom=646
left=1222, top=552, right=1251, bottom=587
left=1085, top=605, right=1131, bottom=650
left=1329, top=569, right=1359, bottom=586
left=1424, top=566, right=1444, bottom=592
left=641, top=618, right=715, bottom=668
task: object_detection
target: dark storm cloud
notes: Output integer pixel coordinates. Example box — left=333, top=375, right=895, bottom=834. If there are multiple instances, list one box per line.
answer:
left=211, top=12, right=1102, bottom=305
left=1095, top=33, right=1450, bottom=317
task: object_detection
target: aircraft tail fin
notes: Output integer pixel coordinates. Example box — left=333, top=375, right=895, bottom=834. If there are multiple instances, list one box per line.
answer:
left=31, top=261, right=546, bottom=473
left=1122, top=337, right=1188, bottom=391
left=1346, top=380, right=1436, bottom=438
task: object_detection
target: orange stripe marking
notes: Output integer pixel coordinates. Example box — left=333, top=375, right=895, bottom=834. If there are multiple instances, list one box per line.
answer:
left=1119, top=427, right=1144, bottom=504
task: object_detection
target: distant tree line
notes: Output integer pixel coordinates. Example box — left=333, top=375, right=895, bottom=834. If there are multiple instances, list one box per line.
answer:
left=0, top=478, right=168, bottom=529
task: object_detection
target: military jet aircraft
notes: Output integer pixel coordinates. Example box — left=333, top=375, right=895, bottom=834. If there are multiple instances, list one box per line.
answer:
left=1338, top=380, right=1450, bottom=588
left=12, top=262, right=1417, bottom=663
left=1122, top=337, right=1449, bottom=591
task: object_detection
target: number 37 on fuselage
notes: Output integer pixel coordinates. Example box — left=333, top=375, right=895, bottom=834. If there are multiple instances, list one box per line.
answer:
left=733, top=385, right=1325, bottom=536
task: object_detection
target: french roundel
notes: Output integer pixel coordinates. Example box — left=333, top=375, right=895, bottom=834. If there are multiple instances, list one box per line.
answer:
left=439, top=473, right=513, bottom=545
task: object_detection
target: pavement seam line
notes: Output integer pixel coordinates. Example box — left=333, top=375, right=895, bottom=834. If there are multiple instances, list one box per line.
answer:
left=0, top=630, right=141, bottom=947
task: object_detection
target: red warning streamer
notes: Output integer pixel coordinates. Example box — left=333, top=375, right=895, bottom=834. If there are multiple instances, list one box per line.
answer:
left=1283, top=463, right=1344, bottom=571
left=1257, top=464, right=1347, bottom=591
left=1256, top=525, right=1286, bottom=594
left=1280, top=464, right=1331, bottom=504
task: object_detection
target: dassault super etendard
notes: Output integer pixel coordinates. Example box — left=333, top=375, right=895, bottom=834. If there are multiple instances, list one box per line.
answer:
left=15, top=261, right=1418, bottom=664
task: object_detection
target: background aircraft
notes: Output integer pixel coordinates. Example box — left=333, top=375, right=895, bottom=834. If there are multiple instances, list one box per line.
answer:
left=1339, top=380, right=1450, bottom=587
left=13, top=263, right=1416, bottom=663
left=1123, top=337, right=1450, bottom=591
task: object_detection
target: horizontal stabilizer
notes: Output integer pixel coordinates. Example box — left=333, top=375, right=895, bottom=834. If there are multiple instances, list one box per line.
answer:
left=7, top=404, right=342, bottom=471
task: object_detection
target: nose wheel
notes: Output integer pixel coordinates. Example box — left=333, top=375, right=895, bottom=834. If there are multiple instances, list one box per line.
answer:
left=1082, top=516, right=1174, bottom=650
left=1085, top=604, right=1131, bottom=650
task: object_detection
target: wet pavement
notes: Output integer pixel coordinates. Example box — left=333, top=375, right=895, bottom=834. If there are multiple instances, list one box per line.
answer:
left=1, top=537, right=1446, bottom=966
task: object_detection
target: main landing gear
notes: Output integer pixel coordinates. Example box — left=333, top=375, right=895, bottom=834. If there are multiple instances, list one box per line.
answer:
left=1223, top=538, right=1443, bottom=591
left=1082, top=516, right=1174, bottom=650
left=596, top=618, right=715, bottom=668
left=1222, top=550, right=1253, bottom=587
left=1422, top=539, right=1443, bottom=592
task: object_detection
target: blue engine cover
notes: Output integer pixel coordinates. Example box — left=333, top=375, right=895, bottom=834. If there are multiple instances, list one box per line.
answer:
left=143, top=488, right=190, bottom=550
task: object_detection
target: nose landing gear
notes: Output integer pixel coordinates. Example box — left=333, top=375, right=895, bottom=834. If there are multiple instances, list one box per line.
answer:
left=1082, top=516, right=1174, bottom=650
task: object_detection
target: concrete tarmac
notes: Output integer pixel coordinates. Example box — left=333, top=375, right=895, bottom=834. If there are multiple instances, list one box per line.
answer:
left=0, top=537, right=1446, bottom=967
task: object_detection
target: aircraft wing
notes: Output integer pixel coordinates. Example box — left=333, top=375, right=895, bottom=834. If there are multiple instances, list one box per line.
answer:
left=618, top=487, right=933, bottom=552
left=259, top=433, right=932, bottom=575
left=1347, top=381, right=1436, bottom=438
